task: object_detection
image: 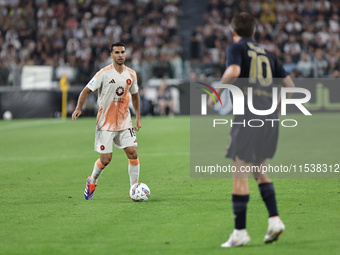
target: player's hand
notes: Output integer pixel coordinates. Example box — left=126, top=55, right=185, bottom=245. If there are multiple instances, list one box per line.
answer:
left=72, top=109, right=82, bottom=122
left=207, top=97, right=215, bottom=109
left=134, top=118, right=141, bottom=131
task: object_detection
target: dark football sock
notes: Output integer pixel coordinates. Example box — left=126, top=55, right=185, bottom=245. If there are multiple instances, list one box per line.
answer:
left=232, top=194, right=249, bottom=230
left=259, top=182, right=279, bottom=217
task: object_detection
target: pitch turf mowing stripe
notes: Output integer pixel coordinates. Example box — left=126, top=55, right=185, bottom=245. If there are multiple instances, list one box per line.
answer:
left=0, top=152, right=190, bottom=161
left=0, top=115, right=339, bottom=255
left=0, top=119, right=66, bottom=130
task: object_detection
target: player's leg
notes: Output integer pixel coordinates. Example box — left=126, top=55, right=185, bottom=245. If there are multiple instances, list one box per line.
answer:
left=252, top=159, right=278, bottom=217
left=221, top=156, right=250, bottom=248
left=124, top=146, right=140, bottom=187
left=91, top=130, right=114, bottom=184
left=114, top=128, right=139, bottom=187
left=232, top=156, right=251, bottom=230
left=85, top=131, right=113, bottom=200
left=252, top=159, right=285, bottom=243
left=89, top=153, right=111, bottom=184
left=85, top=154, right=111, bottom=200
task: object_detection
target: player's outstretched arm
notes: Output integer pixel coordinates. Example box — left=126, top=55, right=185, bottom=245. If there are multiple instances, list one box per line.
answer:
left=72, top=87, right=91, bottom=122
left=131, top=92, right=141, bottom=131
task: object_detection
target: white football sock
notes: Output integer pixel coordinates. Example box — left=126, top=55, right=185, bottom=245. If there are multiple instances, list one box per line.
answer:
left=90, top=159, right=106, bottom=184
left=128, top=159, right=140, bottom=187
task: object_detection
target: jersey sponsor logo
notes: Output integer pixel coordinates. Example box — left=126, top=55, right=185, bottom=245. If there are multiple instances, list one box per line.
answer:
left=100, top=145, right=105, bottom=150
left=126, top=79, right=131, bottom=85
left=109, top=79, right=116, bottom=84
left=116, top=86, right=125, bottom=96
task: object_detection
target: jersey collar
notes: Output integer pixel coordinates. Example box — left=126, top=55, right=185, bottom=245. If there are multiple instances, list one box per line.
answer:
left=239, top=37, right=255, bottom=43
left=113, top=63, right=125, bottom=74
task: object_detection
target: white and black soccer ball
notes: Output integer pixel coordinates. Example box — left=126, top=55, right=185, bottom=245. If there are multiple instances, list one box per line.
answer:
left=3, top=111, right=12, bottom=121
left=129, top=183, right=150, bottom=202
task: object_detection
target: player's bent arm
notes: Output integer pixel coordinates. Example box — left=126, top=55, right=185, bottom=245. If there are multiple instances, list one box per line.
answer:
left=218, top=64, right=241, bottom=95
left=282, top=75, right=295, bottom=99
left=72, top=87, right=91, bottom=122
left=220, top=64, right=241, bottom=85
left=131, top=92, right=141, bottom=131
left=208, top=65, right=241, bottom=108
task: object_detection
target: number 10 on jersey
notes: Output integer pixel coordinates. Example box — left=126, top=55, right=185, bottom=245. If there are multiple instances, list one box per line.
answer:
left=248, top=50, right=273, bottom=87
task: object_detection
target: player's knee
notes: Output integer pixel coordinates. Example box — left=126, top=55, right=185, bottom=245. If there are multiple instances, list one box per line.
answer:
left=127, top=149, right=138, bottom=159
left=101, top=159, right=111, bottom=166
left=101, top=155, right=112, bottom=166
left=131, top=151, right=138, bottom=159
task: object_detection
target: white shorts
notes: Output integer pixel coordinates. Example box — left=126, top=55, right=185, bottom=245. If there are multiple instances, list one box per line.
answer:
left=94, top=128, right=137, bottom=153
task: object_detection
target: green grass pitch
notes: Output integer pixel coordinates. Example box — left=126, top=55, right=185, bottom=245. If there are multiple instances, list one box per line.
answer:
left=0, top=114, right=339, bottom=255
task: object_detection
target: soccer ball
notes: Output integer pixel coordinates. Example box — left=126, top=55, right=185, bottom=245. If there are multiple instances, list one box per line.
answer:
left=3, top=111, right=12, bottom=121
left=129, top=183, right=150, bottom=202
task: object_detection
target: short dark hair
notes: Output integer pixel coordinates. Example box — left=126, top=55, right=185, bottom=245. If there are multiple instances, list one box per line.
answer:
left=231, top=12, right=256, bottom=38
left=110, top=42, right=126, bottom=52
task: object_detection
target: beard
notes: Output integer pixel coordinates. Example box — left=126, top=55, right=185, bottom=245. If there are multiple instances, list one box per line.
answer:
left=116, top=59, right=125, bottom=65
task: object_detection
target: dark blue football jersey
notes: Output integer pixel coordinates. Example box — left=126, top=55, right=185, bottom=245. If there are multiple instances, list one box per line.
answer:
left=226, top=38, right=287, bottom=79
left=224, top=38, right=288, bottom=162
left=225, top=37, right=287, bottom=114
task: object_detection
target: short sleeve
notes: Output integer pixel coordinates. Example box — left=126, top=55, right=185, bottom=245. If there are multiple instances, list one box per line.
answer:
left=225, top=43, right=243, bottom=68
left=129, top=72, right=139, bottom=94
left=86, top=71, right=103, bottom=91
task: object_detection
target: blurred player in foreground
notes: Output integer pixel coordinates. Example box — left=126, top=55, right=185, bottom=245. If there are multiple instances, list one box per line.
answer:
left=72, top=42, right=141, bottom=200
left=208, top=13, right=295, bottom=247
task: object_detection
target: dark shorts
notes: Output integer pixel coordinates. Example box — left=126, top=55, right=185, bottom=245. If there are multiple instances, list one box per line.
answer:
left=226, top=116, right=279, bottom=163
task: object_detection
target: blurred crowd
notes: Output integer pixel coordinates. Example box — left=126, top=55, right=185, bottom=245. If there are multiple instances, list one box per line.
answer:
left=191, top=0, right=340, bottom=79
left=0, top=0, right=182, bottom=86
left=1, top=0, right=340, bottom=88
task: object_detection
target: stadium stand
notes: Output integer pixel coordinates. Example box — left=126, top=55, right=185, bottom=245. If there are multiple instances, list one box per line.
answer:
left=2, top=0, right=339, bottom=87
left=190, top=0, right=340, bottom=79
left=1, top=0, right=340, bottom=117
left=0, top=0, right=182, bottom=87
